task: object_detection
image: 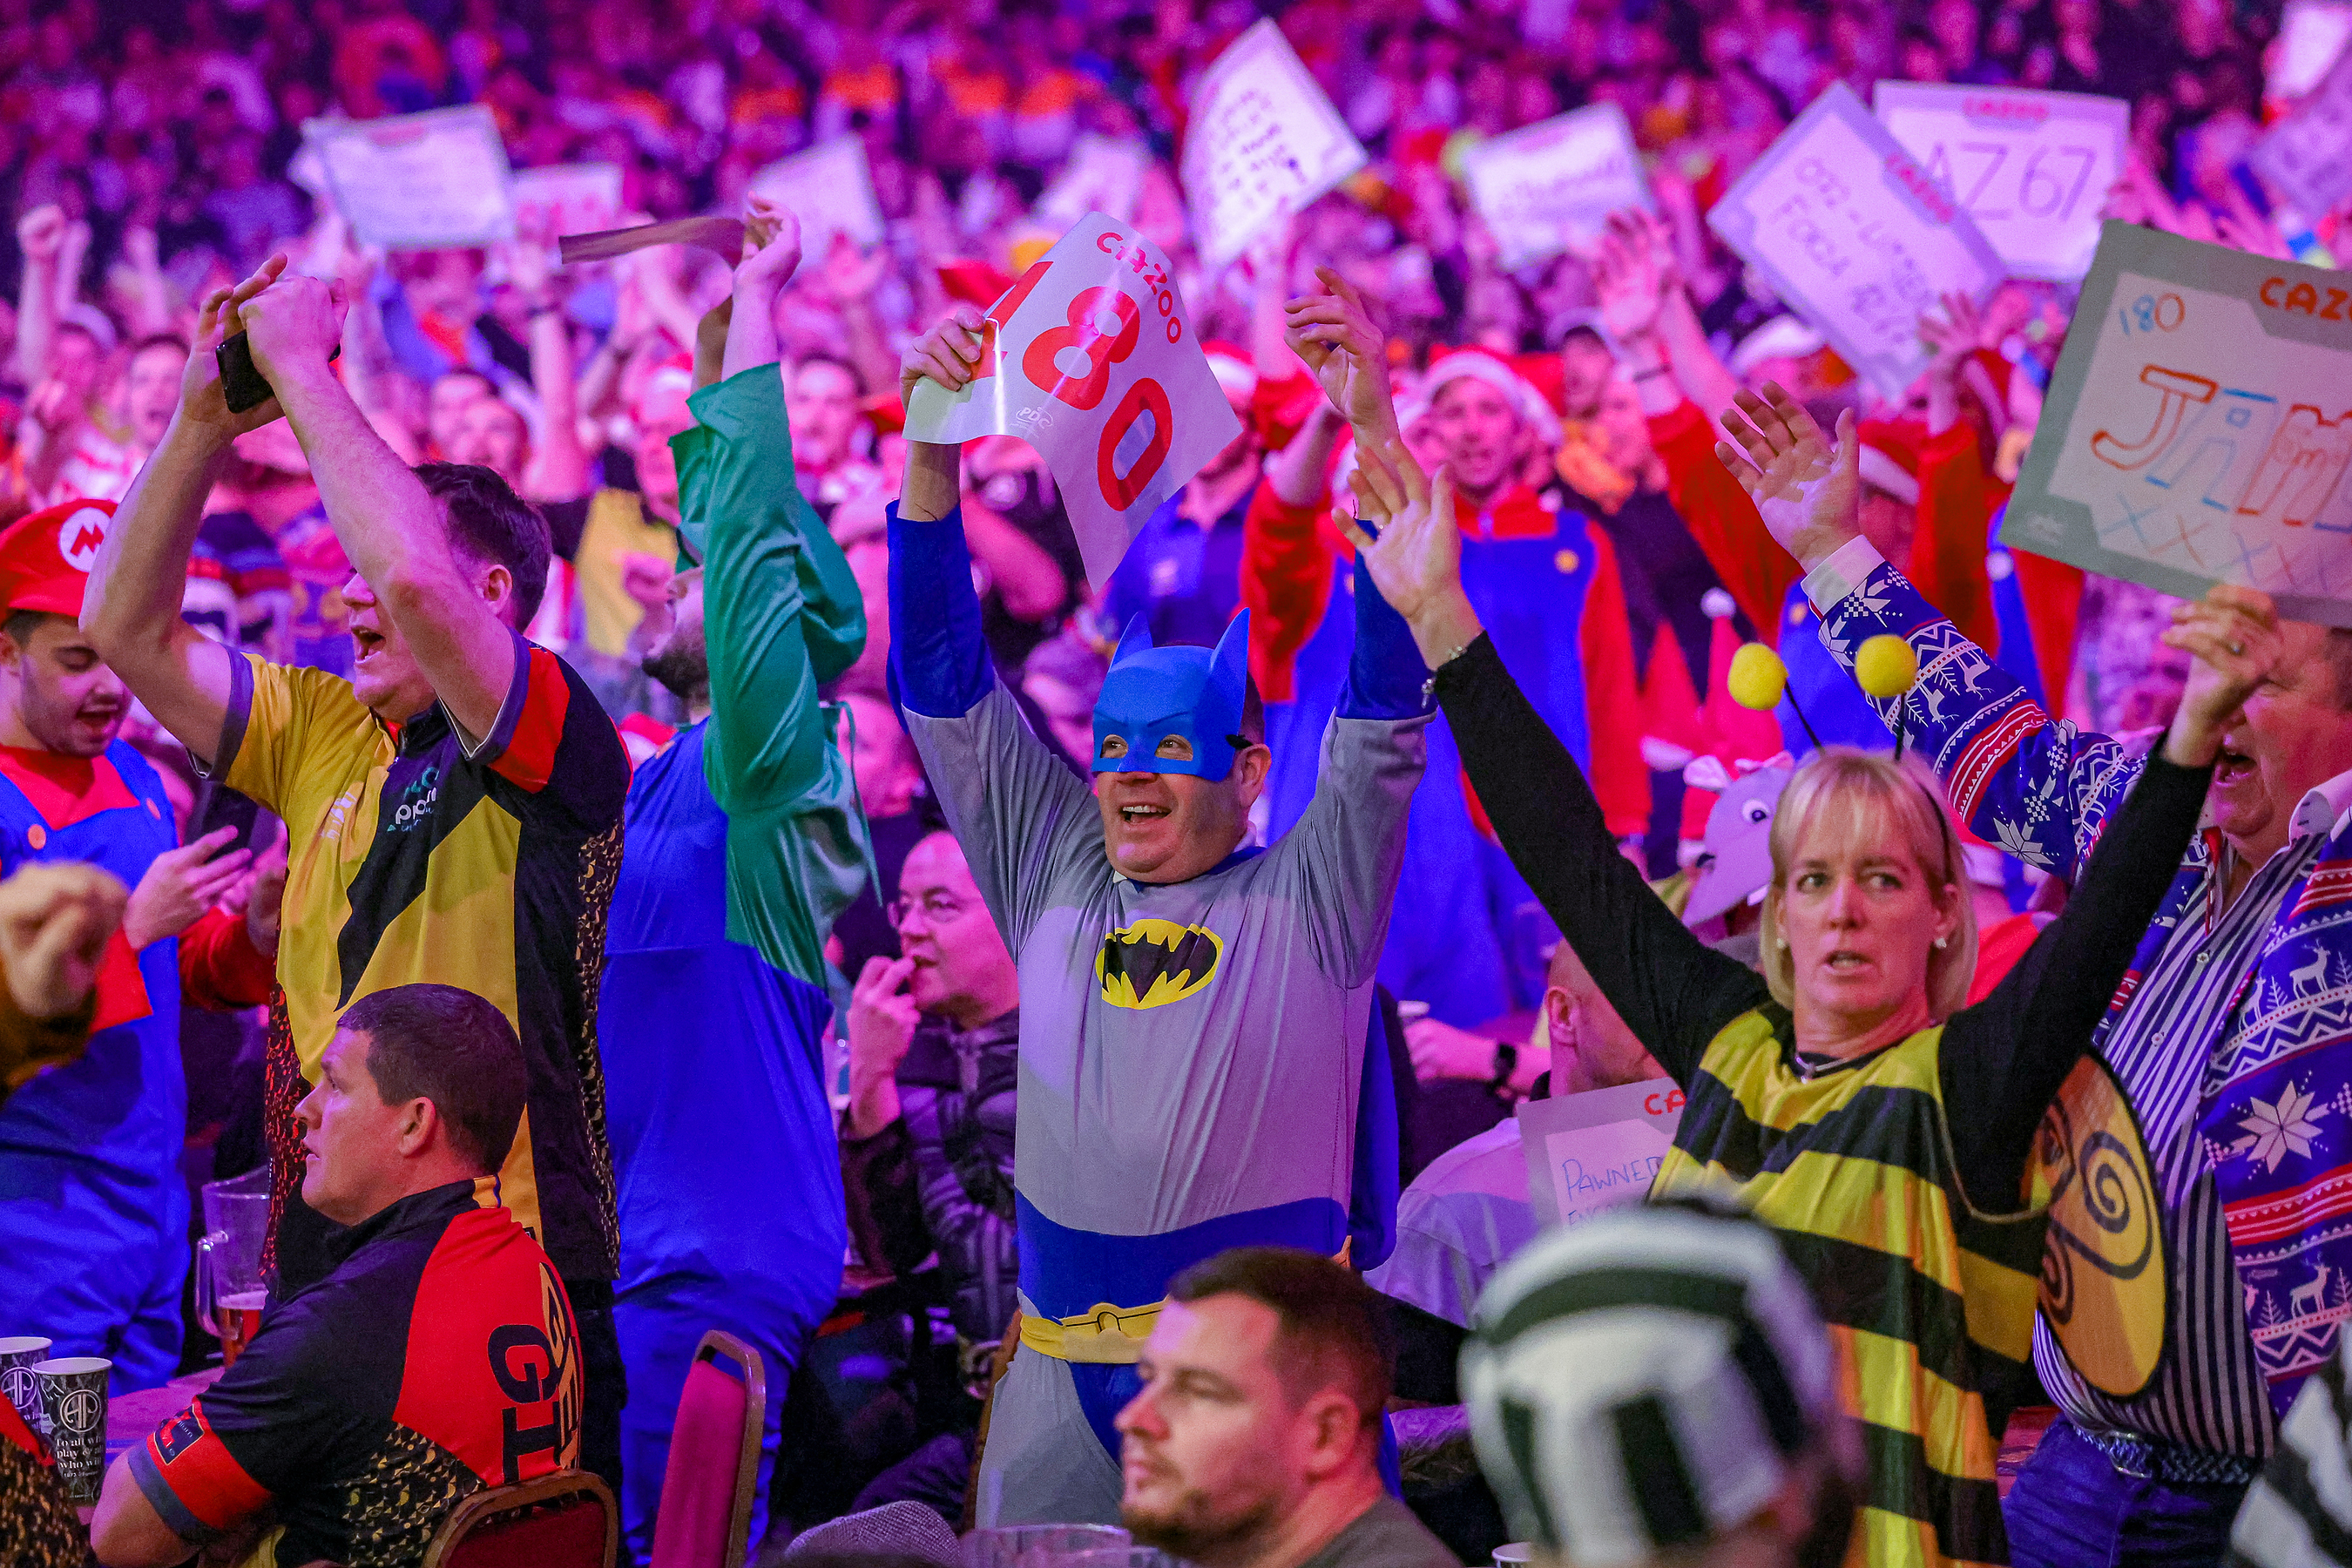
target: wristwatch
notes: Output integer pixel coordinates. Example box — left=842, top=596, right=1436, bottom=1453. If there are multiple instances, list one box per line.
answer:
left=1486, top=1039, right=1520, bottom=1098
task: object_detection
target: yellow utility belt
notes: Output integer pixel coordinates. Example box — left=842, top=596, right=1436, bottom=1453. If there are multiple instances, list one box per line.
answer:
left=1019, top=1301, right=1162, bottom=1364
left=1016, top=1240, right=1349, bottom=1364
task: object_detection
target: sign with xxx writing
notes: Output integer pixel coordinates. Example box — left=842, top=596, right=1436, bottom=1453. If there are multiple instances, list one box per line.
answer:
left=2004, top=221, right=2352, bottom=625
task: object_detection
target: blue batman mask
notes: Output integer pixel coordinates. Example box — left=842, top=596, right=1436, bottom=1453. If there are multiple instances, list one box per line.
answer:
left=1091, top=612, right=1252, bottom=781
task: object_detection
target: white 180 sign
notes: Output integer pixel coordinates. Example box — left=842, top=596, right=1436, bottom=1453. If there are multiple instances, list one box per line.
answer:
left=903, top=212, right=1241, bottom=590
left=1876, top=84, right=2129, bottom=281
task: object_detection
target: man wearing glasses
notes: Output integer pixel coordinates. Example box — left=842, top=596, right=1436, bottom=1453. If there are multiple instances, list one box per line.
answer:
left=841, top=829, right=1024, bottom=1514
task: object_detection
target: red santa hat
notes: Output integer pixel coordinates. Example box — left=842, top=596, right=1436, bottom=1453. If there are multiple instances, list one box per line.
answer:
left=0, top=498, right=116, bottom=618
left=1855, top=416, right=1924, bottom=506
left=1421, top=347, right=1563, bottom=446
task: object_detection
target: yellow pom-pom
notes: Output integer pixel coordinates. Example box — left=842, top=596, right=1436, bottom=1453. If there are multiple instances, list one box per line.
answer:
left=1855, top=634, right=1920, bottom=699
left=1009, top=237, right=1053, bottom=274
left=1727, top=642, right=1788, bottom=711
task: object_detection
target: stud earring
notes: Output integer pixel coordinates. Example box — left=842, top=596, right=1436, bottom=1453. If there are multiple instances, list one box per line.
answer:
left=1933, top=936, right=1948, bottom=950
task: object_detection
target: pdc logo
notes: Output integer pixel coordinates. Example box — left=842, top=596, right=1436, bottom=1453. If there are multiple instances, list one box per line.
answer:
left=57, top=506, right=109, bottom=571
left=1097, top=918, right=1222, bottom=1010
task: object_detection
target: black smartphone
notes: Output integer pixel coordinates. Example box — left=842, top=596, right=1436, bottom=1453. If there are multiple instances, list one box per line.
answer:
left=215, top=330, right=339, bottom=415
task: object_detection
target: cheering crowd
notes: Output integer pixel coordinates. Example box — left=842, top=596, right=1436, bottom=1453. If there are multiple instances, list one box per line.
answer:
left=7, top=2, right=2352, bottom=1568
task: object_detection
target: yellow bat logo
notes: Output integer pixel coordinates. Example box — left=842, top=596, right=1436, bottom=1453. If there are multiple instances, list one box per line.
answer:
left=1097, top=919, right=1223, bottom=1010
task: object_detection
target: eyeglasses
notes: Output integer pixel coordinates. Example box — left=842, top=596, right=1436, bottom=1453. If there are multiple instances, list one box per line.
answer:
left=888, top=892, right=970, bottom=928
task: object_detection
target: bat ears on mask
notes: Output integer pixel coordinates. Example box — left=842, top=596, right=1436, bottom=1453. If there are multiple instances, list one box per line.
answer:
left=1114, top=613, right=1155, bottom=666
left=1213, top=610, right=1249, bottom=705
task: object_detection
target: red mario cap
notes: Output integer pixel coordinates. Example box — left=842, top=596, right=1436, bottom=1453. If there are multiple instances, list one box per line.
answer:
left=0, top=498, right=115, bottom=618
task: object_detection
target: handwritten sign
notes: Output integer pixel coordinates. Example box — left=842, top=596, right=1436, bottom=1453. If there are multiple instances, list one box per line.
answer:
left=2252, top=41, right=2352, bottom=218
left=303, top=107, right=516, bottom=251
left=749, top=137, right=887, bottom=263
left=903, top=213, right=1242, bottom=589
left=514, top=163, right=623, bottom=243
left=1518, top=1079, right=1686, bottom=1228
left=1708, top=82, right=2005, bottom=399
left=2003, top=221, right=2352, bottom=626
left=1875, top=83, right=2127, bottom=281
left=1180, top=19, right=1367, bottom=269
left=1037, top=134, right=1152, bottom=228
left=1460, top=105, right=1652, bottom=271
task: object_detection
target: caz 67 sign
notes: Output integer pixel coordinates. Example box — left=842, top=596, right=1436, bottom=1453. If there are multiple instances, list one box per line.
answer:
left=903, top=212, right=1243, bottom=591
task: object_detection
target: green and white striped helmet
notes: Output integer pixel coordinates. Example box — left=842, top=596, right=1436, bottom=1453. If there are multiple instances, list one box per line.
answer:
left=1460, top=1200, right=1853, bottom=1567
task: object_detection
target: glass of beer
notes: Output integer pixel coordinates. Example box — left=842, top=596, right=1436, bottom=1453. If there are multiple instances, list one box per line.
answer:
left=196, top=1168, right=271, bottom=1366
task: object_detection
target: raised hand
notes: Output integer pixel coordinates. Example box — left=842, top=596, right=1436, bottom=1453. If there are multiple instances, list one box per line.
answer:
left=899, top=304, right=985, bottom=409
left=124, top=827, right=252, bottom=950
left=820, top=232, right=890, bottom=305
left=23, top=379, right=79, bottom=435
left=174, top=256, right=302, bottom=444
left=0, top=862, right=127, bottom=1021
left=2160, top=585, right=2283, bottom=768
left=1919, top=290, right=1983, bottom=380
left=1592, top=207, right=1669, bottom=345
left=1282, top=266, right=1396, bottom=437
left=231, top=267, right=350, bottom=399
left=14, top=206, right=64, bottom=265
left=736, top=197, right=803, bottom=299
left=1713, top=382, right=1861, bottom=571
left=1336, top=438, right=1481, bottom=667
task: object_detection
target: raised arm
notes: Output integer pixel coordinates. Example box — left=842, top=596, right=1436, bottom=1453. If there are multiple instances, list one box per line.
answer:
left=1341, top=439, right=1764, bottom=1081
left=1593, top=212, right=1797, bottom=632
left=685, top=206, right=866, bottom=808
left=1239, top=398, right=1344, bottom=702
left=83, top=266, right=289, bottom=763
left=510, top=231, right=589, bottom=503
left=12, top=206, right=64, bottom=389
left=1720, top=384, right=2133, bottom=877
left=1939, top=588, right=2267, bottom=1210
left=236, top=264, right=516, bottom=745
left=889, top=310, right=1098, bottom=947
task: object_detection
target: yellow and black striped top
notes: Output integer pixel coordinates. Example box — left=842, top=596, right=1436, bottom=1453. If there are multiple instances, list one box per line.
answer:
left=1429, top=634, right=2217, bottom=1568
left=1655, top=1006, right=2045, bottom=1568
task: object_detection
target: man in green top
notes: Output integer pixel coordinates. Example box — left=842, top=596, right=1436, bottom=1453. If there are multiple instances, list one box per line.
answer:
left=595, top=199, right=869, bottom=1558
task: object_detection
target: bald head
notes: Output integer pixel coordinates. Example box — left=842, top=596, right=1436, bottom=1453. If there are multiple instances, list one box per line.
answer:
left=1545, top=941, right=1665, bottom=1097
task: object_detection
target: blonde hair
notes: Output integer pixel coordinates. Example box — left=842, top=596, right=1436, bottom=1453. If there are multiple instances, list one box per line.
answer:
left=1757, top=747, right=1978, bottom=1020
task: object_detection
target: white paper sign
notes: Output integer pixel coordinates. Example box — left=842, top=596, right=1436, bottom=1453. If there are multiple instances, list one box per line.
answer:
left=2274, top=0, right=2352, bottom=101
left=513, top=163, right=623, bottom=242
left=1709, top=83, right=2005, bottom=400
left=1875, top=83, right=2127, bottom=281
left=304, top=107, right=516, bottom=251
left=1037, top=135, right=1152, bottom=228
left=2252, top=43, right=2352, bottom=217
left=903, top=213, right=1243, bottom=589
left=1180, top=19, right=1367, bottom=269
left=2004, top=221, right=2352, bottom=626
left=1460, top=105, right=1652, bottom=271
left=750, top=137, right=887, bottom=263
left=1518, top=1079, right=1686, bottom=1228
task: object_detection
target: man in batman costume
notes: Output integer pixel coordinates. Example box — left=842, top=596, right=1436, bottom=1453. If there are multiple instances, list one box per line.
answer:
left=888, top=309, right=1430, bottom=1524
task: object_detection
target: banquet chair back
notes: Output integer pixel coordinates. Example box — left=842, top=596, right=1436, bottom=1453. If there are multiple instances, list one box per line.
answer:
left=650, top=1328, right=767, bottom=1568
left=422, top=1470, right=618, bottom=1568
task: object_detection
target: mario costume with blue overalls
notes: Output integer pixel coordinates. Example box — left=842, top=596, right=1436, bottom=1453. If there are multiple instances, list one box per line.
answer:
left=890, top=486, right=1428, bottom=1523
left=0, top=500, right=274, bottom=1389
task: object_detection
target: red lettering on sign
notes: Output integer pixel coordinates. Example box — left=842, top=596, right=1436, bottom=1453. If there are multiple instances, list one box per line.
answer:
left=970, top=258, right=1053, bottom=382
left=1644, top=1089, right=1687, bottom=1116
left=1023, top=285, right=1141, bottom=412
left=1097, top=376, right=1173, bottom=510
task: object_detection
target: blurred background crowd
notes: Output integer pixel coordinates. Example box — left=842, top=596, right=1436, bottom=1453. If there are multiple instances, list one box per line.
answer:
left=0, top=0, right=2342, bottom=1546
